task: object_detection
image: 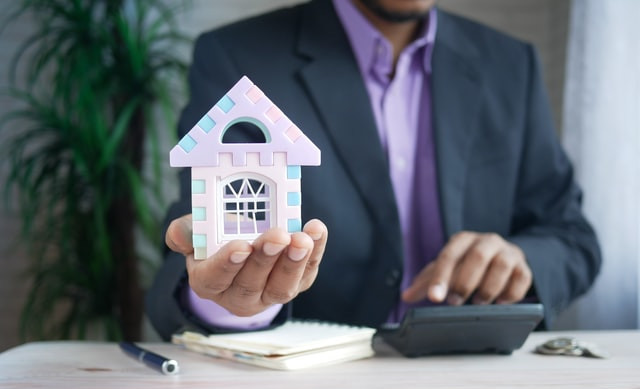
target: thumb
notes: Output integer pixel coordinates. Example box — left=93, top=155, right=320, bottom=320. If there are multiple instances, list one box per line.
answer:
left=165, top=214, right=194, bottom=255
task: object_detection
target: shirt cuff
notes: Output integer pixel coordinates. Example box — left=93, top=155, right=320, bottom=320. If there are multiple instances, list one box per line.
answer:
left=184, top=286, right=282, bottom=330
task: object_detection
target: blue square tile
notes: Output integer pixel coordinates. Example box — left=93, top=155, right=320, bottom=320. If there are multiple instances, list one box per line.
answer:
left=198, top=115, right=216, bottom=133
left=178, top=134, right=197, bottom=152
left=287, top=219, right=301, bottom=233
left=217, top=95, right=235, bottom=113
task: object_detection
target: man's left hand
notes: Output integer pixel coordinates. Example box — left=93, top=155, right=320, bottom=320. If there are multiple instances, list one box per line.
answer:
left=402, top=231, right=533, bottom=305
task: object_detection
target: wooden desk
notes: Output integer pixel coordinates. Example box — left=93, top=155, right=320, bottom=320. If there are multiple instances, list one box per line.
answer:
left=1, top=331, right=638, bottom=388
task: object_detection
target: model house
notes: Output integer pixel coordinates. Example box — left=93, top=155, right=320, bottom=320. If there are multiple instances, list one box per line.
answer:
left=170, top=76, right=321, bottom=259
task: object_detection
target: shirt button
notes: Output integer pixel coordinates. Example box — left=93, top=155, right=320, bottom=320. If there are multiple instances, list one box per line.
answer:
left=395, top=157, right=407, bottom=170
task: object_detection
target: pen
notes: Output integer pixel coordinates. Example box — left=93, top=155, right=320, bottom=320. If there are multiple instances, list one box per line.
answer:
left=119, top=341, right=180, bottom=375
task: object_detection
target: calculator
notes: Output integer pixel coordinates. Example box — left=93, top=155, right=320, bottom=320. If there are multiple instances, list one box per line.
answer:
left=376, top=304, right=544, bottom=357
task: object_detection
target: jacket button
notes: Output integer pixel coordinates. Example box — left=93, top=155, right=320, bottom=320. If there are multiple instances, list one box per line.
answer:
left=385, top=269, right=401, bottom=286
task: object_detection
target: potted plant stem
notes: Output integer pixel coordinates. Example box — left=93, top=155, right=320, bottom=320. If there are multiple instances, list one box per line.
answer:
left=0, top=0, right=189, bottom=341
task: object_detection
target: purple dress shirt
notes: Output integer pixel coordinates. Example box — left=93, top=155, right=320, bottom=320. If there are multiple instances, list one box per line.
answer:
left=186, top=0, right=445, bottom=329
left=333, top=0, right=444, bottom=322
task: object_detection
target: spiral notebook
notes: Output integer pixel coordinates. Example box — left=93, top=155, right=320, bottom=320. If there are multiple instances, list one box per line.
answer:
left=172, top=320, right=376, bottom=370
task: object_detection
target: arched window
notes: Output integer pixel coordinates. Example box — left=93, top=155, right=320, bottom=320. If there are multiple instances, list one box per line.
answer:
left=219, top=174, right=274, bottom=240
left=221, top=117, right=271, bottom=143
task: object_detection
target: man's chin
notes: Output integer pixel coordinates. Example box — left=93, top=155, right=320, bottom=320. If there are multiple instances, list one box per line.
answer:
left=357, top=0, right=433, bottom=23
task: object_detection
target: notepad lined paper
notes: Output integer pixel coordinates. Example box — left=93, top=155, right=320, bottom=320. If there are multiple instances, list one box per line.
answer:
left=172, top=320, right=376, bottom=370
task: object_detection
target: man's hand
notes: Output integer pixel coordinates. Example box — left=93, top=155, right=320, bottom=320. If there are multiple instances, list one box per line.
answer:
left=166, top=214, right=328, bottom=317
left=402, top=231, right=532, bottom=306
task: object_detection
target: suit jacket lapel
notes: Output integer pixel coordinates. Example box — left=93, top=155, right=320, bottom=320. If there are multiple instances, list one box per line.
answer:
left=293, top=4, right=485, bottom=247
left=432, top=11, right=484, bottom=238
left=296, top=1, right=403, bottom=246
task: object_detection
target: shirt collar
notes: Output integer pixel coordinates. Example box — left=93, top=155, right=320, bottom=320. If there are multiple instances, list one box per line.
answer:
left=332, top=0, right=438, bottom=78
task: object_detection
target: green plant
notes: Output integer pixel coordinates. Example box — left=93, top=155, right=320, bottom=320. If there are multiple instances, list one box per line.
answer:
left=0, top=0, right=189, bottom=341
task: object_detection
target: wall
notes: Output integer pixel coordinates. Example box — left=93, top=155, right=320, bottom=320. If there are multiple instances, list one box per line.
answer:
left=555, top=0, right=640, bottom=330
left=0, top=0, right=571, bottom=350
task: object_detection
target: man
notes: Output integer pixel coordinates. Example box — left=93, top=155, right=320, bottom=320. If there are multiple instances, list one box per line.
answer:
left=147, top=0, right=601, bottom=340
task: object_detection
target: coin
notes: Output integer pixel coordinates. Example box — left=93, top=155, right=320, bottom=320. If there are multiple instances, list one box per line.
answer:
left=543, top=337, right=577, bottom=350
left=577, top=341, right=609, bottom=359
left=535, top=337, right=609, bottom=359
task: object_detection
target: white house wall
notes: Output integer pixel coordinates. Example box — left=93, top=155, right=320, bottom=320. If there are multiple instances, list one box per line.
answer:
left=191, top=152, right=302, bottom=259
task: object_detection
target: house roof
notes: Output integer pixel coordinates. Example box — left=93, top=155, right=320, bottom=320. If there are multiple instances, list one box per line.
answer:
left=170, top=76, right=321, bottom=168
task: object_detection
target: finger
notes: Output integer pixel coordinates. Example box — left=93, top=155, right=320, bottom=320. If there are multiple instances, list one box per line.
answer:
left=298, top=219, right=328, bottom=292
left=401, top=261, right=436, bottom=303
left=471, top=250, right=514, bottom=304
left=496, top=263, right=533, bottom=304
left=226, top=228, right=291, bottom=307
left=402, top=231, right=477, bottom=303
left=261, top=231, right=315, bottom=305
left=448, top=233, right=504, bottom=305
left=166, top=214, right=194, bottom=255
left=186, top=239, right=253, bottom=300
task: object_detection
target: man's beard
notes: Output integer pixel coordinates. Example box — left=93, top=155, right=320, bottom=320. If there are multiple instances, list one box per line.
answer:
left=358, top=0, right=431, bottom=23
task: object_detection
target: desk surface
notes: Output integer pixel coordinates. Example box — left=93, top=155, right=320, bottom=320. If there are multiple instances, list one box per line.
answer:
left=1, top=330, right=638, bottom=388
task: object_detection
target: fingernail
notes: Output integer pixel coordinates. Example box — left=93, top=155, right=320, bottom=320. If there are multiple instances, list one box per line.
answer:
left=447, top=293, right=464, bottom=306
left=308, top=231, right=322, bottom=241
left=429, top=283, right=447, bottom=301
left=263, top=242, right=286, bottom=256
left=287, top=247, right=309, bottom=261
left=180, top=219, right=192, bottom=241
left=167, top=236, right=179, bottom=250
left=230, top=251, right=250, bottom=264
left=473, top=296, right=489, bottom=305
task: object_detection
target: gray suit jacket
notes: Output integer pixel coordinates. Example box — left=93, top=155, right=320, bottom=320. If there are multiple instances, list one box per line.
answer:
left=146, top=0, right=601, bottom=340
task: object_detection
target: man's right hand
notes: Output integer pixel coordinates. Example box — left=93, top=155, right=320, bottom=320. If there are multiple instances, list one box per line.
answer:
left=165, top=214, right=328, bottom=317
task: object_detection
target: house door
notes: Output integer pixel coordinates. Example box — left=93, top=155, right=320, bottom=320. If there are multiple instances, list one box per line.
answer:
left=219, top=173, right=274, bottom=242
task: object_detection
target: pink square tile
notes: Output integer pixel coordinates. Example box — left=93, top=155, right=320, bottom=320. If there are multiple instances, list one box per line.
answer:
left=285, top=125, right=303, bottom=142
left=245, top=85, right=264, bottom=103
left=266, top=106, right=283, bottom=123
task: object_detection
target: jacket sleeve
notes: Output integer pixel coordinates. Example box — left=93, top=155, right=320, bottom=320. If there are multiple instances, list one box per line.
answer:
left=507, top=45, right=601, bottom=328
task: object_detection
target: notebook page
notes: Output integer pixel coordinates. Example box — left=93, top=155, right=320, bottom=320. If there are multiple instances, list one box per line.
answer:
left=180, top=320, right=375, bottom=356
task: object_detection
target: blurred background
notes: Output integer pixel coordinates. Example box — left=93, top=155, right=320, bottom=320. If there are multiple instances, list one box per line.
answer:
left=0, top=0, right=637, bottom=351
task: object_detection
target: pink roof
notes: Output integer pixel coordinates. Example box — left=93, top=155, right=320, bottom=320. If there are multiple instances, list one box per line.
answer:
left=170, top=76, right=321, bottom=167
